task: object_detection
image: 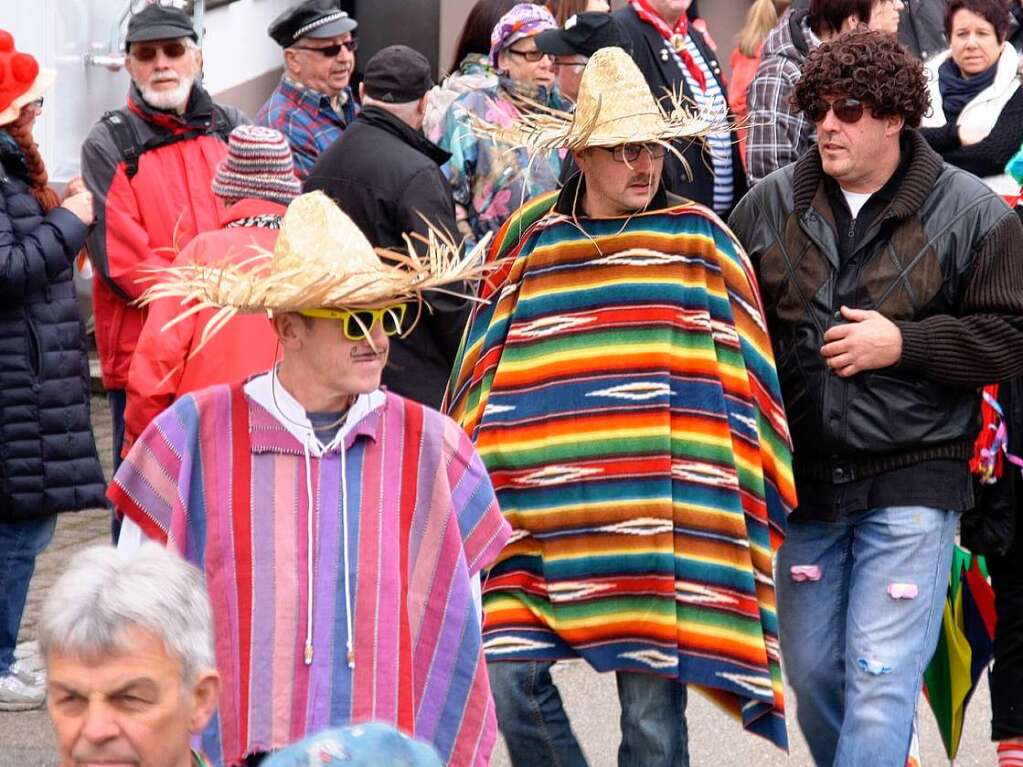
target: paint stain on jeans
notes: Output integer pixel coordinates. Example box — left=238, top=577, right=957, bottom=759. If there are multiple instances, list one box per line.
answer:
left=857, top=657, right=893, bottom=675
left=789, top=565, right=821, bottom=582
left=887, top=583, right=919, bottom=600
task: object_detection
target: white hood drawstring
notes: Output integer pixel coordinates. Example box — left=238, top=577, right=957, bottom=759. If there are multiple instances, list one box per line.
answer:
left=300, top=415, right=355, bottom=670
left=246, top=371, right=383, bottom=671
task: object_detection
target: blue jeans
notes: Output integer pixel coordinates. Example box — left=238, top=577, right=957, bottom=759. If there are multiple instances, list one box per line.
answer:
left=0, top=516, right=57, bottom=673
left=488, top=659, right=688, bottom=767
left=776, top=505, right=957, bottom=767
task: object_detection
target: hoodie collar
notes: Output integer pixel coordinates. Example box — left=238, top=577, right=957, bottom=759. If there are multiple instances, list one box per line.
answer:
left=244, top=369, right=386, bottom=456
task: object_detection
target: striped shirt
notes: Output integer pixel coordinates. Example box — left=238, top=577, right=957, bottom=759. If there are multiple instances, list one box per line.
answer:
left=110, top=377, right=510, bottom=767
left=670, top=36, right=734, bottom=213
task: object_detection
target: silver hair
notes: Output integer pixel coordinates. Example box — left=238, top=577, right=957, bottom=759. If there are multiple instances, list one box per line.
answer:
left=38, top=543, right=215, bottom=684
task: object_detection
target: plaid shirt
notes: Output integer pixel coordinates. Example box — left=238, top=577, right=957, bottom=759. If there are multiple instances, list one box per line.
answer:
left=256, top=77, right=358, bottom=180
left=746, top=10, right=820, bottom=185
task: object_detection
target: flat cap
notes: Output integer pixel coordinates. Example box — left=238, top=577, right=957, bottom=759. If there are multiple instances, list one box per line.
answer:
left=268, top=0, right=358, bottom=48
left=125, top=4, right=198, bottom=49
left=363, top=45, right=433, bottom=104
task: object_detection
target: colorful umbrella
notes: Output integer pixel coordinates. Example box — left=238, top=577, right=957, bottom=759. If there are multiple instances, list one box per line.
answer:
left=923, top=545, right=998, bottom=760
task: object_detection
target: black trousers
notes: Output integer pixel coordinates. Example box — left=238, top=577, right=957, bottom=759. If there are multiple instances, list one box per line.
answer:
left=990, top=518, right=1023, bottom=740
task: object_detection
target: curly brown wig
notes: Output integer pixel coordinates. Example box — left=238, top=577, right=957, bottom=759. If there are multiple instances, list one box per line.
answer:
left=792, top=29, right=930, bottom=128
left=944, top=0, right=1011, bottom=44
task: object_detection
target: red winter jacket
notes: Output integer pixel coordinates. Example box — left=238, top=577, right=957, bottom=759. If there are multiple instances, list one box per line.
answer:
left=123, top=198, right=284, bottom=451
left=81, top=84, right=248, bottom=390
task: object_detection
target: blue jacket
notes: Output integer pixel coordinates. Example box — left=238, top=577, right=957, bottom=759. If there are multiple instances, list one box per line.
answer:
left=0, top=134, right=106, bottom=521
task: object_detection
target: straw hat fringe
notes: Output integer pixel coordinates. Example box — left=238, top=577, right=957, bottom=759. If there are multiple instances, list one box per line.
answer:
left=137, top=191, right=495, bottom=358
left=469, top=47, right=731, bottom=160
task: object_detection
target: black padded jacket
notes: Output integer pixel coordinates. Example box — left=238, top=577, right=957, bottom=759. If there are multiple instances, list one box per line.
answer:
left=0, top=136, right=106, bottom=521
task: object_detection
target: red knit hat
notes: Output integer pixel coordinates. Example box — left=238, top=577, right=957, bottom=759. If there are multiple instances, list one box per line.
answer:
left=0, top=31, right=55, bottom=127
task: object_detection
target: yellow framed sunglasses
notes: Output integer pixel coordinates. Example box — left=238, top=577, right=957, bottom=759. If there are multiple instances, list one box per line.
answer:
left=299, top=304, right=407, bottom=341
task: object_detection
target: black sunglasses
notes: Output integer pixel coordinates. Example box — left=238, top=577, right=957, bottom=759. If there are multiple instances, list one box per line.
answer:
left=805, top=97, right=865, bottom=124
left=130, top=41, right=189, bottom=62
left=292, top=39, right=358, bottom=57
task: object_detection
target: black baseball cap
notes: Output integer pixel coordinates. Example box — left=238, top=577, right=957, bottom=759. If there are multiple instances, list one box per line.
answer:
left=363, top=45, right=434, bottom=104
left=269, top=0, right=358, bottom=48
left=125, top=4, right=198, bottom=50
left=535, top=12, right=630, bottom=58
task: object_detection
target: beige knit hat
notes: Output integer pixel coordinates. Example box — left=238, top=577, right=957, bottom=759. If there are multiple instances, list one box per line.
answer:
left=473, top=46, right=723, bottom=154
left=142, top=191, right=490, bottom=349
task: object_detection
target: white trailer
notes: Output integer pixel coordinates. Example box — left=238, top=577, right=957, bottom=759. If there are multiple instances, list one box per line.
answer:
left=6, top=0, right=295, bottom=182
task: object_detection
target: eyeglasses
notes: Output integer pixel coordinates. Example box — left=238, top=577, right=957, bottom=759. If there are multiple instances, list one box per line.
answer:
left=553, top=56, right=588, bottom=71
left=292, top=39, right=358, bottom=57
left=506, top=46, right=551, bottom=63
left=299, top=304, right=407, bottom=341
left=805, top=97, right=866, bottom=124
left=29, top=98, right=44, bottom=110
left=130, top=41, right=189, bottom=62
left=597, top=143, right=668, bottom=163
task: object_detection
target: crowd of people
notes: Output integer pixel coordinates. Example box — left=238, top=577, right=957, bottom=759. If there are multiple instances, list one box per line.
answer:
left=3, top=0, right=1023, bottom=765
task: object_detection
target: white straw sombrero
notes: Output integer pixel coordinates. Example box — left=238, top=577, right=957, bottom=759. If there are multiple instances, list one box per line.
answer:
left=142, top=191, right=491, bottom=348
left=473, top=46, right=726, bottom=154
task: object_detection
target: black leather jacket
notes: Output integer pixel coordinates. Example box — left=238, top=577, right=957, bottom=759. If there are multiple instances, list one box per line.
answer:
left=729, top=131, right=1018, bottom=479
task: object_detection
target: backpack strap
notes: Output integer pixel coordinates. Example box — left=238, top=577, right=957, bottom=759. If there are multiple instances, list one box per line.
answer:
left=210, top=104, right=236, bottom=142
left=101, top=106, right=235, bottom=180
left=100, top=110, right=143, bottom=179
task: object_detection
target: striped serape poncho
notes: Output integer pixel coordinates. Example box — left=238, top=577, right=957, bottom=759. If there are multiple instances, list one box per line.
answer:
left=110, top=377, right=511, bottom=767
left=447, top=184, right=797, bottom=747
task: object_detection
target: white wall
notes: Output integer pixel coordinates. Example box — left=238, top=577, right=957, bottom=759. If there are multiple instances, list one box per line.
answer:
left=4, top=0, right=293, bottom=181
left=200, top=0, right=294, bottom=94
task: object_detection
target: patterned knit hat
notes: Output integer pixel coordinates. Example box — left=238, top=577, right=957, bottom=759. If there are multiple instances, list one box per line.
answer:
left=212, top=126, right=301, bottom=205
left=489, top=3, right=557, bottom=66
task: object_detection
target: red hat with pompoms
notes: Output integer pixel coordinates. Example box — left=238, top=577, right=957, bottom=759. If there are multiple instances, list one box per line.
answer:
left=0, top=30, right=55, bottom=127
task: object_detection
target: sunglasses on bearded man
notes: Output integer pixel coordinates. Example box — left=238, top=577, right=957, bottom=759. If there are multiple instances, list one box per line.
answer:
left=299, top=304, right=407, bottom=342
left=805, top=97, right=866, bottom=124
left=130, top=41, right=190, bottom=62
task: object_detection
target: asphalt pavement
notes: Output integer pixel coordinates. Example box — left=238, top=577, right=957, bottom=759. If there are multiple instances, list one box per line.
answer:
left=0, top=395, right=999, bottom=766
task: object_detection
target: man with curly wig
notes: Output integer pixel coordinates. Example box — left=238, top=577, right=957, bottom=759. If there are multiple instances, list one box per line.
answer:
left=729, top=29, right=1023, bottom=766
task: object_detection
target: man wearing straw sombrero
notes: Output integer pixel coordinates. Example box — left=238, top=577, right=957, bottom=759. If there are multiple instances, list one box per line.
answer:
left=447, top=46, right=795, bottom=765
left=107, top=191, right=511, bottom=767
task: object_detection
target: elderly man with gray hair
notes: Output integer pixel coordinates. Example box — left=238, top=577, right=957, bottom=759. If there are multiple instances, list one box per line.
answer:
left=39, top=543, right=220, bottom=767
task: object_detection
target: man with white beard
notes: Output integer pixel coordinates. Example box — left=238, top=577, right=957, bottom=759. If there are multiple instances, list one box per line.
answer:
left=81, top=3, right=248, bottom=493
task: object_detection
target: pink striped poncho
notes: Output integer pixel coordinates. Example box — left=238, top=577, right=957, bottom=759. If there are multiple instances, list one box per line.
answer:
left=109, top=383, right=510, bottom=767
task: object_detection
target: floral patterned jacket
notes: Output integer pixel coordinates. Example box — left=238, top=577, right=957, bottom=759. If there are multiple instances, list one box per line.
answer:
left=433, top=78, right=566, bottom=247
